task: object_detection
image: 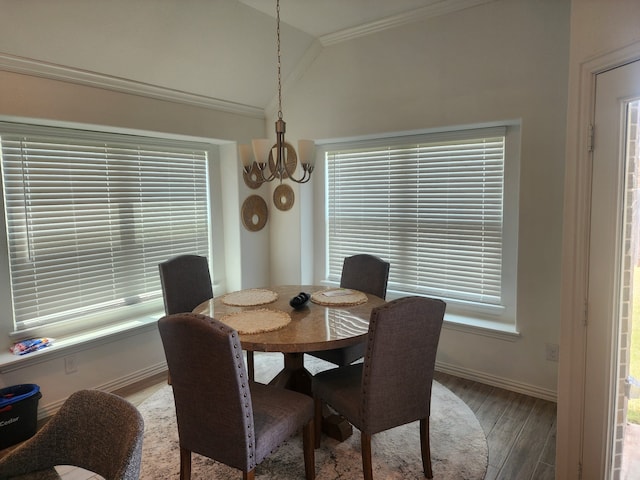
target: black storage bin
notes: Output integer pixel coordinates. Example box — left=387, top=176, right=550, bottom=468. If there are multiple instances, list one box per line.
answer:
left=0, top=384, right=41, bottom=450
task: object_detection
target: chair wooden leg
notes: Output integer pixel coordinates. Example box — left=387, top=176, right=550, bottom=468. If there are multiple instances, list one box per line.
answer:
left=303, top=418, right=316, bottom=479
left=247, top=351, right=255, bottom=381
left=361, top=432, right=373, bottom=480
left=180, top=447, right=191, bottom=480
left=314, top=397, right=323, bottom=448
left=243, top=469, right=255, bottom=480
left=420, top=418, right=433, bottom=479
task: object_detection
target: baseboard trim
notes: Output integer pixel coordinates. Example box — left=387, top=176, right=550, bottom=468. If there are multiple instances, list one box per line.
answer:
left=36, top=361, right=167, bottom=420
left=436, top=360, right=557, bottom=402
left=97, top=362, right=168, bottom=395
left=35, top=358, right=556, bottom=421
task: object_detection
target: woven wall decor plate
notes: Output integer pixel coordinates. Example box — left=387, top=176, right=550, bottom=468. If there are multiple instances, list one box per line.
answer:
left=310, top=288, right=368, bottom=306
left=220, top=309, right=291, bottom=335
left=222, top=288, right=278, bottom=306
left=242, top=163, right=262, bottom=189
left=241, top=195, right=268, bottom=231
left=273, top=183, right=294, bottom=211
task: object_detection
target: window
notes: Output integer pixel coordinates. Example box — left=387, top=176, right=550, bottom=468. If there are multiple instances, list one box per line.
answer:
left=0, top=123, right=212, bottom=336
left=324, top=126, right=518, bottom=326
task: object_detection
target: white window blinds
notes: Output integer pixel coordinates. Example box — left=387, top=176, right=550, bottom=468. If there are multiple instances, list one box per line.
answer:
left=0, top=125, right=211, bottom=332
left=326, top=128, right=506, bottom=309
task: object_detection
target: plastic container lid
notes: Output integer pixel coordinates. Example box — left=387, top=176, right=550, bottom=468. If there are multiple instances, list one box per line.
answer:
left=0, top=384, right=41, bottom=408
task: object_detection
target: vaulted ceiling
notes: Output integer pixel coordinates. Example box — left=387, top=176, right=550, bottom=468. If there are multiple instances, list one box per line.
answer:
left=0, top=0, right=493, bottom=114
left=237, top=0, right=473, bottom=38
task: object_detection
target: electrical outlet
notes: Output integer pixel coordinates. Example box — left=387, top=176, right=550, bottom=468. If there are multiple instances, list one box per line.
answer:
left=64, top=355, right=78, bottom=374
left=545, top=343, right=559, bottom=362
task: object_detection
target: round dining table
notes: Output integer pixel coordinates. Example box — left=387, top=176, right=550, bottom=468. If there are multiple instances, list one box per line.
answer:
left=192, top=284, right=386, bottom=395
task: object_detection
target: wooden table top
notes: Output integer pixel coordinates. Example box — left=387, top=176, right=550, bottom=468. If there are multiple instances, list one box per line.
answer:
left=192, top=285, right=386, bottom=354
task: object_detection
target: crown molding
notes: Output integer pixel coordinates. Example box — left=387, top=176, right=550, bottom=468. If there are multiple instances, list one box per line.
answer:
left=319, top=0, right=497, bottom=46
left=0, top=53, right=265, bottom=119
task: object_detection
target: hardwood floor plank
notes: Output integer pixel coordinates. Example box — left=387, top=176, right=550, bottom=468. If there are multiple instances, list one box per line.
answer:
left=434, top=372, right=493, bottom=413
left=460, top=381, right=496, bottom=413
left=495, top=398, right=557, bottom=480
left=484, top=464, right=500, bottom=480
left=531, top=461, right=556, bottom=480
left=433, top=373, right=476, bottom=410
left=540, top=413, right=557, bottom=466
left=475, top=386, right=517, bottom=435
left=434, top=371, right=557, bottom=478
left=485, top=392, right=537, bottom=470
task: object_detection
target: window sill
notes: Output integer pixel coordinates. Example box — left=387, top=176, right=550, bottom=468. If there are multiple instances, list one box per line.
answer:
left=0, top=312, right=163, bottom=374
left=443, top=312, right=520, bottom=341
left=324, top=283, right=520, bottom=341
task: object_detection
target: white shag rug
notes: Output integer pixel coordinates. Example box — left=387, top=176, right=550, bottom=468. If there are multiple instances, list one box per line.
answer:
left=138, top=353, right=488, bottom=479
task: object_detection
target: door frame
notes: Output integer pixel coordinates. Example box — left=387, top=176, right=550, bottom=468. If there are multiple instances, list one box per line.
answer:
left=559, top=42, right=640, bottom=479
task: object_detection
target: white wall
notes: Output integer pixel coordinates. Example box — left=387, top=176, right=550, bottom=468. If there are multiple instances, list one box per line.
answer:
left=0, top=69, right=264, bottom=414
left=558, top=1, right=640, bottom=478
left=0, top=0, right=581, bottom=418
left=270, top=0, right=570, bottom=398
left=0, top=0, right=314, bottom=110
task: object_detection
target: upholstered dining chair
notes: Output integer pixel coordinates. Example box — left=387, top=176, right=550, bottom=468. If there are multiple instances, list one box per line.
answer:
left=158, top=313, right=315, bottom=480
left=0, top=389, right=144, bottom=480
left=308, top=254, right=390, bottom=367
left=158, top=254, right=214, bottom=316
left=158, top=254, right=256, bottom=382
left=312, top=296, right=446, bottom=480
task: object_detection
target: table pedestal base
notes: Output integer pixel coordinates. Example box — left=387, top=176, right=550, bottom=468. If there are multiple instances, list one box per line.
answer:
left=321, top=411, right=353, bottom=441
left=268, top=352, right=353, bottom=442
left=269, top=353, right=312, bottom=394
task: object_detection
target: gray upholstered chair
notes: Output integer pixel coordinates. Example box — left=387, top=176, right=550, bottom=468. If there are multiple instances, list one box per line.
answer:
left=339, top=254, right=390, bottom=300
left=158, top=254, right=214, bottom=315
left=312, top=296, right=446, bottom=480
left=158, top=254, right=256, bottom=381
left=308, top=254, right=390, bottom=366
left=0, top=389, right=144, bottom=480
left=158, top=313, right=315, bottom=480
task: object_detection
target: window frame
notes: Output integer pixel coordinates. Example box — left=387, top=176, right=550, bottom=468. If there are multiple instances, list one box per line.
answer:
left=0, top=121, right=219, bottom=341
left=315, top=123, right=521, bottom=330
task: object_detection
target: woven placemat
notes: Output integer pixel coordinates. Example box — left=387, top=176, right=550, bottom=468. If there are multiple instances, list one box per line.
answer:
left=310, top=288, right=368, bottom=306
left=221, top=288, right=278, bottom=306
left=220, top=309, right=291, bottom=334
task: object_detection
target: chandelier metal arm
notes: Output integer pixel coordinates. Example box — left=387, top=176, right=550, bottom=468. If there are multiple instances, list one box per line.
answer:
left=239, top=0, right=315, bottom=187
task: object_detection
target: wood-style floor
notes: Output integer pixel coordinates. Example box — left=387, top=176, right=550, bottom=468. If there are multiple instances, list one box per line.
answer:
left=433, top=371, right=557, bottom=480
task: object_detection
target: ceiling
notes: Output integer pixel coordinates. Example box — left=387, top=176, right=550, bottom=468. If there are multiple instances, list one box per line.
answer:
left=238, top=0, right=456, bottom=39
left=0, top=0, right=494, bottom=114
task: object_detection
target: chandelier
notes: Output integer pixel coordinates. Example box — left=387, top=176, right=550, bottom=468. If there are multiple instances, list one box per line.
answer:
left=239, top=0, right=315, bottom=185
